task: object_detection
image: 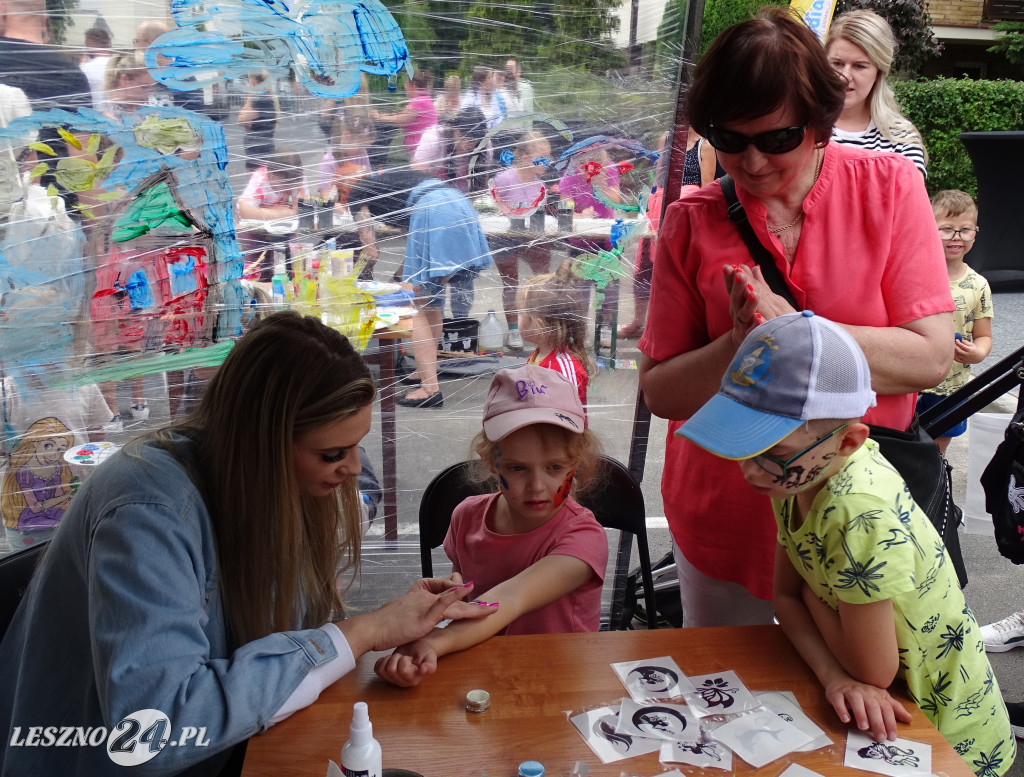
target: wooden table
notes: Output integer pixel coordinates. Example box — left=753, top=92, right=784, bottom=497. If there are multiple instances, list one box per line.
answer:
left=241, top=626, right=972, bottom=777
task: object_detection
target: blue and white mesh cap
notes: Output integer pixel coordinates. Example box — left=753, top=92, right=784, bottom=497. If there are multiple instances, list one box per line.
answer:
left=678, top=311, right=877, bottom=459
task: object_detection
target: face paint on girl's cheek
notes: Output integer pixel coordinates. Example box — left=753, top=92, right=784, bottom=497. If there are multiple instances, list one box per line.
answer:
left=492, top=447, right=506, bottom=489
left=552, top=468, right=576, bottom=508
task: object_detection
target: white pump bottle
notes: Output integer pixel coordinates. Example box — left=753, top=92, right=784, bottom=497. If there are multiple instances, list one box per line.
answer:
left=341, top=701, right=382, bottom=777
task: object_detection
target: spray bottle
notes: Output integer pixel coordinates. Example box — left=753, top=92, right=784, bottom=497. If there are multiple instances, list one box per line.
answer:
left=341, top=701, right=382, bottom=777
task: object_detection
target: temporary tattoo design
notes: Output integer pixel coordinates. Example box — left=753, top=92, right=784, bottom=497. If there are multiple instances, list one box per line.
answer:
left=754, top=691, right=832, bottom=752
left=712, top=710, right=814, bottom=768
left=695, top=677, right=738, bottom=709
left=611, top=656, right=690, bottom=702
left=845, top=731, right=931, bottom=777
left=857, top=742, right=920, bottom=768
left=568, top=705, right=660, bottom=764
left=615, top=698, right=695, bottom=742
left=682, top=670, right=760, bottom=717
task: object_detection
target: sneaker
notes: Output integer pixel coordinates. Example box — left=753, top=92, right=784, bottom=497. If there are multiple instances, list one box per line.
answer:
left=506, top=329, right=524, bottom=350
left=1007, top=702, right=1024, bottom=739
left=102, top=414, right=123, bottom=434
left=981, top=612, right=1024, bottom=652
left=130, top=403, right=150, bottom=421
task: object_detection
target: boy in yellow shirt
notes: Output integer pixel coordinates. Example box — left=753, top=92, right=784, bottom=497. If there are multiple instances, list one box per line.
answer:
left=681, top=311, right=1013, bottom=776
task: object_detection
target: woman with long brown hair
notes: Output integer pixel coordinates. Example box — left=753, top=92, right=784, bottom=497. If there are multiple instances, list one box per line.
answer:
left=0, top=312, right=495, bottom=776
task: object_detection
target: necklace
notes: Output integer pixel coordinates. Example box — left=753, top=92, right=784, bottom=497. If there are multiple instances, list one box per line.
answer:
left=767, top=148, right=824, bottom=236
left=768, top=212, right=803, bottom=235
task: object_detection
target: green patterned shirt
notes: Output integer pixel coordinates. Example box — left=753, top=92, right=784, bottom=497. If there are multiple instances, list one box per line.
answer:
left=775, top=439, right=1014, bottom=776
left=924, top=265, right=994, bottom=397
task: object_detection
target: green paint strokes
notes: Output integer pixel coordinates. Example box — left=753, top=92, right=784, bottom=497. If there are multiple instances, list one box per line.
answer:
left=134, top=116, right=202, bottom=156
left=112, top=180, right=195, bottom=242
left=571, top=247, right=628, bottom=305
left=62, top=342, right=234, bottom=387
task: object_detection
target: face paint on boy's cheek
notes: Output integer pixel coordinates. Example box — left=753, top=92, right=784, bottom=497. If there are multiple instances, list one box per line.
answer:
left=772, top=452, right=835, bottom=490
left=498, top=474, right=510, bottom=490
left=552, top=468, right=576, bottom=508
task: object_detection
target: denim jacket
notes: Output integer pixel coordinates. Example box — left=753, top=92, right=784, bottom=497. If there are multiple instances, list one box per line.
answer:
left=0, top=435, right=340, bottom=776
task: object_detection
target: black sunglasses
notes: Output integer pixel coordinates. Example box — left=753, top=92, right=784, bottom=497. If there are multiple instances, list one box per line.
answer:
left=706, top=124, right=807, bottom=155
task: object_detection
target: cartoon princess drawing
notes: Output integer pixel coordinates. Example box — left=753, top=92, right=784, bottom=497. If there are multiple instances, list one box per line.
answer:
left=2, top=417, right=76, bottom=540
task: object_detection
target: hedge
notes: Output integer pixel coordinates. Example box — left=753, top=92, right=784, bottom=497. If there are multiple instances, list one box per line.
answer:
left=893, top=77, right=1024, bottom=196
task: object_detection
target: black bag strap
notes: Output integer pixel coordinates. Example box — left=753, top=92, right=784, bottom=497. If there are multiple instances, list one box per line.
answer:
left=720, top=175, right=800, bottom=311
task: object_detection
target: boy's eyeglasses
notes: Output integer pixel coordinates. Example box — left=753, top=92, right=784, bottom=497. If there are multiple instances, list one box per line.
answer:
left=751, top=424, right=848, bottom=480
left=706, top=125, right=807, bottom=155
left=937, top=227, right=979, bottom=241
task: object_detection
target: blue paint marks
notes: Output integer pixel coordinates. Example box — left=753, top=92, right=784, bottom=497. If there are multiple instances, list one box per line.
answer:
left=122, top=270, right=155, bottom=311
left=168, top=254, right=200, bottom=296
left=0, top=106, right=244, bottom=372
left=145, top=0, right=412, bottom=99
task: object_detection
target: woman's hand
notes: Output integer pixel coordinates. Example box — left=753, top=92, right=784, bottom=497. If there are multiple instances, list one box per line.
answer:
left=373, top=638, right=439, bottom=687
left=337, top=575, right=497, bottom=657
left=824, top=673, right=913, bottom=743
left=722, top=264, right=763, bottom=347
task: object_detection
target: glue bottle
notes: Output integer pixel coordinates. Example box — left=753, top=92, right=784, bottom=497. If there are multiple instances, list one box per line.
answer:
left=341, top=701, right=382, bottom=777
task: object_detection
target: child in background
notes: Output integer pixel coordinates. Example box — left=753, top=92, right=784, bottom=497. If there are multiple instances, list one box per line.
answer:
left=491, top=130, right=554, bottom=350
left=374, top=364, right=608, bottom=687
left=517, top=260, right=593, bottom=413
left=680, top=311, right=1013, bottom=774
left=317, top=115, right=371, bottom=208
left=916, top=189, right=993, bottom=454
left=236, top=148, right=309, bottom=221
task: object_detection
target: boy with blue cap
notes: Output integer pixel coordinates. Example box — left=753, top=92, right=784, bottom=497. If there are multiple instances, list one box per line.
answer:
left=681, top=311, right=1012, bottom=775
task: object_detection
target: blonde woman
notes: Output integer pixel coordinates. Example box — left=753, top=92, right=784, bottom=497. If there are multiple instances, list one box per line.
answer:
left=101, top=50, right=155, bottom=117
left=0, top=312, right=495, bottom=775
left=825, top=9, right=928, bottom=177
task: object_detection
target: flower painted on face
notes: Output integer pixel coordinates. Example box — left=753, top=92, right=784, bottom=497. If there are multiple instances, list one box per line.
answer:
left=499, top=148, right=516, bottom=167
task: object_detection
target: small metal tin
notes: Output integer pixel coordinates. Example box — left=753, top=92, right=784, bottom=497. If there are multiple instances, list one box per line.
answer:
left=464, top=689, right=491, bottom=713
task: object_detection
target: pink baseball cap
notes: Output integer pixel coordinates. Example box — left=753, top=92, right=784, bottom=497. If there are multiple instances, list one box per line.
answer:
left=482, top=364, right=585, bottom=441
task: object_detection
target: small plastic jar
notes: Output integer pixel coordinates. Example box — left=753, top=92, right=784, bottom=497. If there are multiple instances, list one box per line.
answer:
left=464, top=689, right=491, bottom=714
left=518, top=761, right=545, bottom=777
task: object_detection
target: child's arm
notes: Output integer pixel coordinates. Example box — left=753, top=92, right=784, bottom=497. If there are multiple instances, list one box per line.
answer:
left=773, top=544, right=912, bottom=741
left=374, top=553, right=595, bottom=687
left=953, top=317, right=992, bottom=365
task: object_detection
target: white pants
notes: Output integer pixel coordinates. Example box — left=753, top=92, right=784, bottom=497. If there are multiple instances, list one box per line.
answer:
left=673, top=541, right=776, bottom=628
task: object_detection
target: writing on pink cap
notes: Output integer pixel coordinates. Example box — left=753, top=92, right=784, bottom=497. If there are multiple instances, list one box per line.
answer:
left=515, top=380, right=548, bottom=400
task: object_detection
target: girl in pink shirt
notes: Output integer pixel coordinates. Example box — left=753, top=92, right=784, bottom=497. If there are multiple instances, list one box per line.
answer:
left=374, top=364, right=608, bottom=687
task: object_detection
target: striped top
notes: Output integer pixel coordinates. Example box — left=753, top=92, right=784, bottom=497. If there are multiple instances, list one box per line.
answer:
left=832, top=121, right=927, bottom=177
left=529, top=348, right=588, bottom=421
